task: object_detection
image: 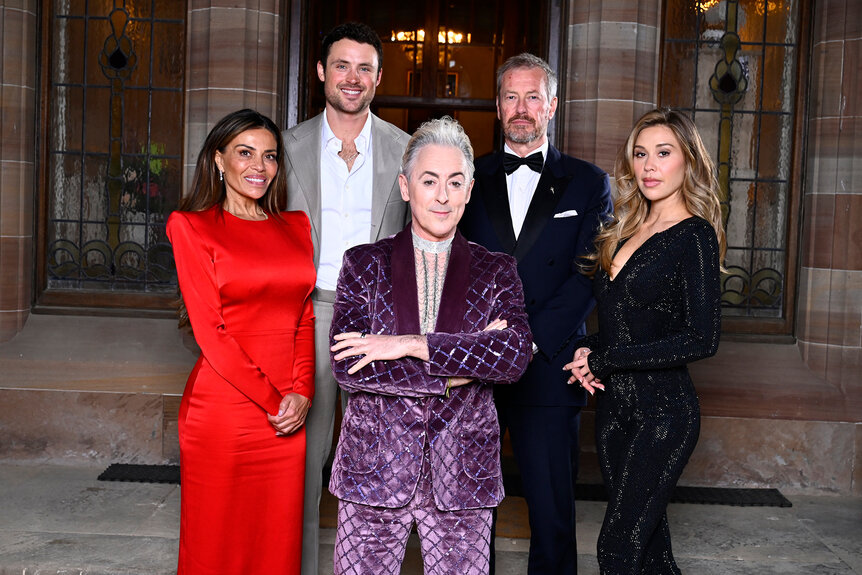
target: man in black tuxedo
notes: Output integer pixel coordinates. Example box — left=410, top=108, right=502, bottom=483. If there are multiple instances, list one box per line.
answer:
left=459, top=53, right=612, bottom=574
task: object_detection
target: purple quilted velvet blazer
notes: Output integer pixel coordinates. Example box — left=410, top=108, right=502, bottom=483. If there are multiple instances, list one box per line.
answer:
left=328, top=226, right=532, bottom=511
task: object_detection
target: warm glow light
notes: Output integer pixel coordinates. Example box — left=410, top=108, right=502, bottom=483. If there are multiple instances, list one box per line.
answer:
left=439, top=29, right=464, bottom=44
left=695, top=0, right=783, bottom=14
left=391, top=29, right=426, bottom=42
left=391, top=28, right=468, bottom=44
left=755, top=0, right=783, bottom=15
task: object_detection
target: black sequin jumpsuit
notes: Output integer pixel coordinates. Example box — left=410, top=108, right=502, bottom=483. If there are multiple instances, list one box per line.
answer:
left=579, top=217, right=721, bottom=575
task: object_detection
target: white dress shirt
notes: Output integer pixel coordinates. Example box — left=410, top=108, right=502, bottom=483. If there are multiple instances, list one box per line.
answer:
left=504, top=139, right=548, bottom=239
left=317, top=110, right=374, bottom=291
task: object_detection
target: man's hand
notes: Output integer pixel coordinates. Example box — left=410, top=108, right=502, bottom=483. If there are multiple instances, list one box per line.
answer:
left=331, top=332, right=428, bottom=375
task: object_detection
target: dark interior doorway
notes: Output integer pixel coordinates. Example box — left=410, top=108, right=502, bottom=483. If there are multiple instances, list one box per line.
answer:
left=302, top=0, right=551, bottom=157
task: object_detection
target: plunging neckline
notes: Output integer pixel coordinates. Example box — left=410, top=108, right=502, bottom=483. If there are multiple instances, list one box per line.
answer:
left=608, top=216, right=696, bottom=282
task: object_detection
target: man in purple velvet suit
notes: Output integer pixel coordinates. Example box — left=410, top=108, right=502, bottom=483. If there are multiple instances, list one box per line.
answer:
left=328, top=117, right=532, bottom=575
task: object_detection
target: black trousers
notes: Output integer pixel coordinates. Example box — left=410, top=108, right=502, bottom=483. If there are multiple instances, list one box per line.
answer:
left=491, top=403, right=582, bottom=575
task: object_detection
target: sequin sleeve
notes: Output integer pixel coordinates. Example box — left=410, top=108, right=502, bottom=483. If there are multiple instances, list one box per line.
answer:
left=587, top=222, right=721, bottom=381
left=576, top=333, right=600, bottom=352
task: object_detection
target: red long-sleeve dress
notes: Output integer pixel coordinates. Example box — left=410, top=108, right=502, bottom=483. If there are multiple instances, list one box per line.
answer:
left=167, top=205, right=315, bottom=574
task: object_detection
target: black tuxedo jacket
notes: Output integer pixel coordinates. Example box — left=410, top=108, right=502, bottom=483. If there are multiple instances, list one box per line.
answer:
left=459, top=145, right=612, bottom=406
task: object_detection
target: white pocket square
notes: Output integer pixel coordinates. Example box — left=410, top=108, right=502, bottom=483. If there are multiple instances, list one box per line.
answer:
left=553, top=210, right=579, bottom=218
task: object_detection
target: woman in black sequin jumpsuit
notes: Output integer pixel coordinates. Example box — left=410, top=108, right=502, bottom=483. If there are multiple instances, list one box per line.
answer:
left=565, top=109, right=725, bottom=574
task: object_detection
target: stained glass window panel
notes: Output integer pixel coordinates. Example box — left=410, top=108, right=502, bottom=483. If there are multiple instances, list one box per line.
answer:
left=661, top=0, right=800, bottom=319
left=45, top=1, right=185, bottom=294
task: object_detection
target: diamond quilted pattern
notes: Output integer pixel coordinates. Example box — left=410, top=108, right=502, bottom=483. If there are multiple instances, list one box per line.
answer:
left=334, top=447, right=493, bottom=575
left=329, top=230, right=531, bottom=511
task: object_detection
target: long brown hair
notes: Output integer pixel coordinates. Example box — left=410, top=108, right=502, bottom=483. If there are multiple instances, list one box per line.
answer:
left=177, top=109, right=288, bottom=326
left=179, top=108, right=287, bottom=214
left=585, top=108, right=726, bottom=276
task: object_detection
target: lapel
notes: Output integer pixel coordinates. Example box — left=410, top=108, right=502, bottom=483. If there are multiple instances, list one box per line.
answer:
left=392, top=228, right=420, bottom=335
left=286, top=115, right=324, bottom=257
left=479, top=153, right=517, bottom=255
left=370, top=114, right=403, bottom=242
left=435, top=232, right=470, bottom=333
left=512, top=145, right=567, bottom=262
left=391, top=227, right=470, bottom=335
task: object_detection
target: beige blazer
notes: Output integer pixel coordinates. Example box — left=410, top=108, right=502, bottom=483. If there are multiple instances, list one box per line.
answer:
left=282, top=113, right=411, bottom=268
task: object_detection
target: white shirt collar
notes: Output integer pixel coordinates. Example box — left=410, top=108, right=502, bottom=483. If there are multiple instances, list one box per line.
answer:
left=321, top=109, right=373, bottom=155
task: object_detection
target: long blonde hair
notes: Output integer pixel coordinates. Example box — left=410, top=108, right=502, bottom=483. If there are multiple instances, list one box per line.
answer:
left=585, top=108, right=726, bottom=276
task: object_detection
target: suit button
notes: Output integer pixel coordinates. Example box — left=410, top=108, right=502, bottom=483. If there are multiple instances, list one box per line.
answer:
left=529, top=299, right=536, bottom=305
left=547, top=258, right=554, bottom=266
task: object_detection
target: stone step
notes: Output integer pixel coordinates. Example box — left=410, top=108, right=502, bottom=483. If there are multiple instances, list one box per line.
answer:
left=1, top=314, right=858, bottom=494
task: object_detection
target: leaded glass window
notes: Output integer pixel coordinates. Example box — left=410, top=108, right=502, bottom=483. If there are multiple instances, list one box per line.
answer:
left=662, top=0, right=801, bottom=322
left=42, top=1, right=185, bottom=300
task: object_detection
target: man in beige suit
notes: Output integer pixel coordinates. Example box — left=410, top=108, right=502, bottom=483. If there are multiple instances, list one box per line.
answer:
left=283, top=21, right=410, bottom=575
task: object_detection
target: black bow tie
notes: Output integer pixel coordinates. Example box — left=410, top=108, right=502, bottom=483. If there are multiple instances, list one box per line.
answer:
left=503, top=151, right=544, bottom=175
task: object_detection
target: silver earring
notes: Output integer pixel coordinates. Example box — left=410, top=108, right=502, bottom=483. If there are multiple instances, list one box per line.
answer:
left=219, top=171, right=224, bottom=181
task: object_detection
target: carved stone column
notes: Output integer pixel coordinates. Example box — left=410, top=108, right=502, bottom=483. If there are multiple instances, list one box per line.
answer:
left=183, top=3, right=283, bottom=192
left=561, top=0, right=663, bottom=173
left=0, top=1, right=38, bottom=342
left=797, top=0, right=862, bottom=492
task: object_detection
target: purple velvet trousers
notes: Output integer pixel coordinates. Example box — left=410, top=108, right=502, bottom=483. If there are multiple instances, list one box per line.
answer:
left=333, top=450, right=493, bottom=575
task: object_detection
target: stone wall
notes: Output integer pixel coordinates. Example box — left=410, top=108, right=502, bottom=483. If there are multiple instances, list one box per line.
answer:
left=0, top=1, right=37, bottom=342
left=561, top=0, right=662, bottom=172
left=796, top=0, right=862, bottom=495
left=184, top=1, right=284, bottom=193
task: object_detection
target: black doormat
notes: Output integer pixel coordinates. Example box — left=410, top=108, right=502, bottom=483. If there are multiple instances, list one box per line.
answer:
left=503, top=473, right=791, bottom=507
left=99, top=464, right=791, bottom=508
left=98, top=463, right=180, bottom=484
left=571, top=482, right=792, bottom=508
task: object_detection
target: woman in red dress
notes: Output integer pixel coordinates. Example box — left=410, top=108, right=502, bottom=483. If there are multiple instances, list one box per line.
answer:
left=167, top=109, right=315, bottom=574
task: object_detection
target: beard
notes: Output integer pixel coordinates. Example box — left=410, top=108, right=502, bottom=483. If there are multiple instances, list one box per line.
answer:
left=503, top=115, right=547, bottom=144
left=325, top=82, right=375, bottom=115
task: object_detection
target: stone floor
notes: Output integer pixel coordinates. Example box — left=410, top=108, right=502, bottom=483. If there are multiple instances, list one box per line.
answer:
left=0, top=462, right=860, bottom=574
